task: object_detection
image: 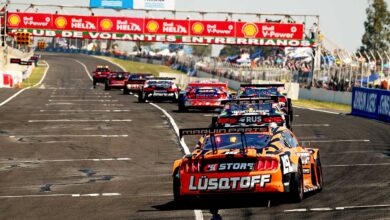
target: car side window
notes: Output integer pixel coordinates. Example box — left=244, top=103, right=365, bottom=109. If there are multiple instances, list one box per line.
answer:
left=281, top=132, right=292, bottom=148
left=282, top=131, right=298, bottom=148
left=288, top=132, right=299, bottom=147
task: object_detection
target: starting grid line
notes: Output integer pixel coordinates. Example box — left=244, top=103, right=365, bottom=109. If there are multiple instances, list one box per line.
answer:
left=39, top=109, right=130, bottom=112
left=284, top=204, right=390, bottom=213
left=9, top=134, right=128, bottom=138
left=0, top=193, right=121, bottom=199
left=28, top=119, right=132, bottom=122
left=0, top=158, right=131, bottom=163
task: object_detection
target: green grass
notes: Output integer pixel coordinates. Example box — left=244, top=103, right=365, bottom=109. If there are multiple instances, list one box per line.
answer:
left=294, top=99, right=351, bottom=112
left=102, top=57, right=183, bottom=76
left=21, top=63, right=47, bottom=88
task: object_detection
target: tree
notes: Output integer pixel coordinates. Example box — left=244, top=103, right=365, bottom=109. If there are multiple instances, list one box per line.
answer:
left=361, top=0, right=390, bottom=52
left=190, top=45, right=211, bottom=57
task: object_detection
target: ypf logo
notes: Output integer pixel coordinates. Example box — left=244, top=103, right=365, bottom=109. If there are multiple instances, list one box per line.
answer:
left=146, top=20, right=159, bottom=32
left=55, top=17, right=67, bottom=28
left=8, top=14, right=21, bottom=26
left=100, top=19, right=113, bottom=31
left=242, top=23, right=258, bottom=38
left=192, top=22, right=204, bottom=34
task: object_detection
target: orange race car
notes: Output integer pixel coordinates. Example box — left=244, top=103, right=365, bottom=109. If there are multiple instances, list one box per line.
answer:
left=171, top=126, right=323, bottom=202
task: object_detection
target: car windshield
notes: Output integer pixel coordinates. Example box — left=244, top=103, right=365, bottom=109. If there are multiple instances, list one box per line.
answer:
left=147, top=80, right=173, bottom=86
left=111, top=73, right=128, bottom=79
left=129, top=74, right=150, bottom=80
left=97, top=68, right=109, bottom=72
left=203, top=133, right=271, bottom=150
left=221, top=103, right=273, bottom=115
left=241, top=87, right=280, bottom=97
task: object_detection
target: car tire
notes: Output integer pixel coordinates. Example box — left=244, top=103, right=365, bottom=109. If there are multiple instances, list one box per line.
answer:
left=173, top=169, right=184, bottom=202
left=123, top=86, right=129, bottom=95
left=316, top=154, right=323, bottom=191
left=138, top=91, right=145, bottom=103
left=172, top=92, right=179, bottom=103
left=178, top=100, right=187, bottom=112
left=288, top=162, right=304, bottom=203
left=93, top=79, right=97, bottom=88
left=104, top=83, right=110, bottom=91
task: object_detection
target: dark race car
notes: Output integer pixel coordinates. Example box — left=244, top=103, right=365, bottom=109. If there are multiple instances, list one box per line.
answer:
left=138, top=77, right=180, bottom=103
left=172, top=126, right=323, bottom=202
left=104, top=72, right=130, bottom=90
left=93, top=65, right=111, bottom=88
left=123, top=73, right=153, bottom=95
left=239, top=83, right=293, bottom=125
left=211, top=97, right=291, bottom=128
left=178, top=80, right=230, bottom=112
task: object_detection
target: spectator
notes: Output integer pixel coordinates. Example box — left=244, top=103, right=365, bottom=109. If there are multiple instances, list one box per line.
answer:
left=310, top=23, right=318, bottom=40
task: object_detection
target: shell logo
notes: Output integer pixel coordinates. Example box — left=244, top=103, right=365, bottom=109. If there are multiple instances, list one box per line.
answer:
left=192, top=22, right=204, bottom=34
left=100, top=19, right=113, bottom=30
left=146, top=21, right=159, bottom=33
left=242, top=23, right=258, bottom=38
left=8, top=14, right=21, bottom=26
left=55, top=17, right=67, bottom=28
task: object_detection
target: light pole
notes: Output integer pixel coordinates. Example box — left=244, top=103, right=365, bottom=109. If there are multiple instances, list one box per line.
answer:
left=384, top=51, right=390, bottom=90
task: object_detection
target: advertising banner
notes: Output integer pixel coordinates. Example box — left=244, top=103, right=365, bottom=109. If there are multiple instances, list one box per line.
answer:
left=7, top=12, right=313, bottom=47
left=352, top=87, right=390, bottom=122
left=133, top=0, right=175, bottom=10
left=90, top=0, right=134, bottom=9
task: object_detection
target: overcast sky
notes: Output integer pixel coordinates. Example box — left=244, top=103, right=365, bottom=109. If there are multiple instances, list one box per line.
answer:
left=6, top=0, right=390, bottom=52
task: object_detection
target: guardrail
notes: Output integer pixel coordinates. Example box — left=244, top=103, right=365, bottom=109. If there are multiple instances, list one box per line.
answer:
left=352, top=87, right=390, bottom=122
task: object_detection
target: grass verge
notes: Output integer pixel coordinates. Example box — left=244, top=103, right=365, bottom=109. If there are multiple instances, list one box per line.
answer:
left=101, top=57, right=183, bottom=75
left=21, top=63, right=48, bottom=88
left=294, top=99, right=351, bottom=113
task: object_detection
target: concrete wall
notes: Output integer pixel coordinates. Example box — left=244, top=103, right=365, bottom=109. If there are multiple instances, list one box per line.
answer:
left=299, top=87, right=352, bottom=105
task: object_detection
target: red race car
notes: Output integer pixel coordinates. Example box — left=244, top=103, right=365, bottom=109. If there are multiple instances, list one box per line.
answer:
left=123, top=73, right=153, bottom=95
left=104, top=72, right=130, bottom=90
left=93, top=65, right=111, bottom=88
left=178, top=80, right=231, bottom=112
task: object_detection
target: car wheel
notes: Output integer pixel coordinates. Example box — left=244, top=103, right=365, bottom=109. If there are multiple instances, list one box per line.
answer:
left=93, top=79, right=97, bottom=88
left=138, top=91, right=145, bottom=103
left=173, top=169, right=183, bottom=202
left=178, top=100, right=187, bottom=112
left=288, top=162, right=304, bottom=203
left=104, top=83, right=110, bottom=91
left=123, top=86, right=129, bottom=95
left=316, top=154, right=323, bottom=191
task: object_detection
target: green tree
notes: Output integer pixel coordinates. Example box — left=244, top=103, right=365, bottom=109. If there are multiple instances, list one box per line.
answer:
left=190, top=45, right=211, bottom=57
left=361, top=0, right=390, bottom=52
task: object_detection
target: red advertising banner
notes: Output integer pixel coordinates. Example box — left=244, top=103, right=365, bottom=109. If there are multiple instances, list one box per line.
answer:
left=6, top=12, right=312, bottom=47
left=98, top=17, right=144, bottom=34
left=236, top=22, right=304, bottom=40
left=144, top=18, right=189, bottom=35
left=189, top=20, right=235, bottom=37
left=7, top=12, right=52, bottom=29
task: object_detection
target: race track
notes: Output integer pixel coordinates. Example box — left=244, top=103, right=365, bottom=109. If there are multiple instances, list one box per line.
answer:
left=0, top=53, right=389, bottom=220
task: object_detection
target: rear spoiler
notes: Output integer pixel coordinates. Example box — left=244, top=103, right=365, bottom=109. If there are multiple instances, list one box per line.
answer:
left=187, top=83, right=227, bottom=87
left=221, top=96, right=279, bottom=105
left=147, top=77, right=176, bottom=80
left=240, top=83, right=285, bottom=88
left=179, top=126, right=270, bottom=138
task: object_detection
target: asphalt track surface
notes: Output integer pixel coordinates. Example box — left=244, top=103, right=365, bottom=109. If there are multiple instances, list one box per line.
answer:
left=0, top=53, right=389, bottom=220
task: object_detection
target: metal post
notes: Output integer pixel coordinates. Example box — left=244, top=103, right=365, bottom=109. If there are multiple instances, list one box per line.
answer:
left=376, top=51, right=384, bottom=84
left=364, top=50, right=371, bottom=87
left=358, top=51, right=364, bottom=87
left=384, top=51, right=390, bottom=90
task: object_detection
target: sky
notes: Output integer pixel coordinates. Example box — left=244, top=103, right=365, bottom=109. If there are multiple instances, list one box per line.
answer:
left=5, top=0, right=390, bottom=53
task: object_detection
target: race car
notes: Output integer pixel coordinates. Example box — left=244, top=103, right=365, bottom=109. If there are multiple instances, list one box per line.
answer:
left=178, top=80, right=230, bottom=112
left=93, top=65, right=111, bottom=88
left=104, top=72, right=130, bottom=90
left=239, top=83, right=293, bottom=125
left=123, top=73, right=153, bottom=95
left=211, top=97, right=291, bottom=128
left=172, top=126, right=323, bottom=202
left=138, top=77, right=179, bottom=103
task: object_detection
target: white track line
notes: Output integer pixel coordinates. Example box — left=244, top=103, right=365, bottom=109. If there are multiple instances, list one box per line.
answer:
left=28, top=119, right=131, bottom=122
left=0, top=158, right=131, bottom=163
left=51, top=96, right=111, bottom=98
left=324, top=163, right=390, bottom=167
left=72, top=59, right=93, bottom=81
left=0, top=193, right=121, bottom=199
left=92, top=57, right=203, bottom=220
left=10, top=134, right=128, bottom=138
left=293, top=105, right=341, bottom=115
left=49, top=99, right=118, bottom=102
left=0, top=61, right=50, bottom=107
left=302, top=139, right=370, bottom=143
left=284, top=204, right=390, bottom=212
left=39, top=109, right=130, bottom=112
left=294, top=124, right=330, bottom=127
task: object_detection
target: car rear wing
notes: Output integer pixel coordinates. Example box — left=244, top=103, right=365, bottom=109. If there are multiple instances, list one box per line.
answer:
left=187, top=83, right=228, bottom=88
left=240, top=83, right=285, bottom=88
left=179, top=126, right=270, bottom=138
left=146, top=77, right=176, bottom=80
left=221, top=96, right=279, bottom=105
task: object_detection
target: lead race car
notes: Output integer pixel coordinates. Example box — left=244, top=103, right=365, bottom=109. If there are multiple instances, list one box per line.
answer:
left=211, top=97, right=290, bottom=128
left=239, top=83, right=293, bottom=124
left=138, top=77, right=180, bottom=103
left=178, top=80, right=230, bottom=112
left=93, top=65, right=111, bottom=88
left=172, top=126, right=323, bottom=202
left=104, top=72, right=130, bottom=90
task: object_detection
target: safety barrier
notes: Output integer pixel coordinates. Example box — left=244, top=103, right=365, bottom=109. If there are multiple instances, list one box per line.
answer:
left=351, top=87, right=390, bottom=122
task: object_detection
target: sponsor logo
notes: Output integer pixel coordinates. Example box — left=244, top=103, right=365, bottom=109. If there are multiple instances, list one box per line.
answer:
left=71, top=18, right=96, bottom=30
left=261, top=25, right=295, bottom=39
left=239, top=116, right=262, bottom=123
left=303, top=168, right=310, bottom=174
left=146, top=20, right=159, bottom=32
left=204, top=162, right=255, bottom=172
left=8, top=14, right=21, bottom=26
left=378, top=94, right=390, bottom=117
left=206, top=24, right=234, bottom=35
left=242, top=23, right=258, bottom=38
left=116, top=20, right=142, bottom=31
left=192, top=22, right=204, bottom=34
left=55, top=17, right=67, bottom=28
left=297, top=152, right=310, bottom=165
left=189, top=175, right=271, bottom=191
left=100, top=19, right=113, bottom=30
left=180, top=127, right=269, bottom=136
left=281, top=154, right=293, bottom=174
left=353, top=91, right=377, bottom=113
left=162, top=22, right=187, bottom=34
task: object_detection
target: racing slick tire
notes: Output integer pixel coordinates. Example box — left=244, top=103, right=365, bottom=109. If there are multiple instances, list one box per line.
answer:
left=315, top=154, right=323, bottom=191
left=178, top=101, right=187, bottom=112
left=93, top=78, right=97, bottom=88
left=172, top=92, right=179, bottom=103
left=104, top=83, right=110, bottom=91
left=173, top=169, right=190, bottom=202
left=123, top=86, right=129, bottom=95
left=138, top=91, right=146, bottom=103
left=288, top=162, right=304, bottom=203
